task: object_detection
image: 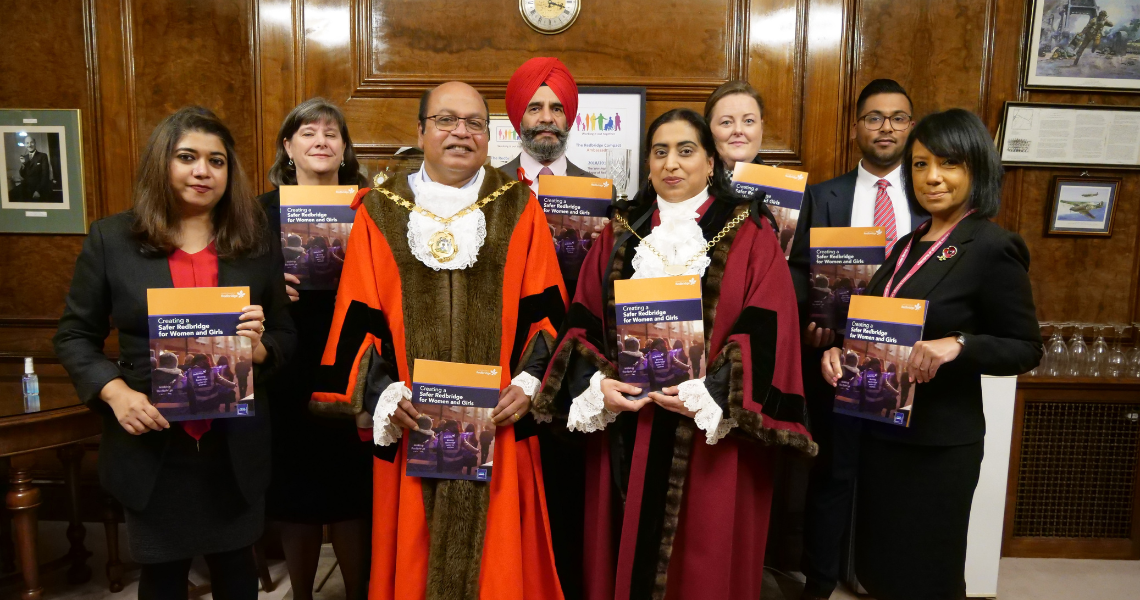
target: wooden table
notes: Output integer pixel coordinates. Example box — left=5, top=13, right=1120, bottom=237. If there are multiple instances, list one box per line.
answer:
left=1, top=361, right=101, bottom=600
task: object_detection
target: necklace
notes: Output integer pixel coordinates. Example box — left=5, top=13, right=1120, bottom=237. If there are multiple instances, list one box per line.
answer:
left=614, top=207, right=750, bottom=276
left=375, top=181, right=518, bottom=262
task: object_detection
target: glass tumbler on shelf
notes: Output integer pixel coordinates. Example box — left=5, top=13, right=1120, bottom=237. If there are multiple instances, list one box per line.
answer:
left=1106, top=323, right=1127, bottom=378
left=1089, top=324, right=1109, bottom=377
left=1044, top=322, right=1069, bottom=377
left=1128, top=322, right=1140, bottom=378
left=1066, top=322, right=1089, bottom=378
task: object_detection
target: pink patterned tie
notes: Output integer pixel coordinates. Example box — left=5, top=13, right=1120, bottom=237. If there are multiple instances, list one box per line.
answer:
left=539, top=166, right=554, bottom=177
left=874, top=179, right=898, bottom=255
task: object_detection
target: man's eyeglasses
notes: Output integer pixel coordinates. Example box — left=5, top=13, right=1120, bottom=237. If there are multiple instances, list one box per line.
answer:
left=424, top=115, right=489, bottom=134
left=859, top=113, right=912, bottom=131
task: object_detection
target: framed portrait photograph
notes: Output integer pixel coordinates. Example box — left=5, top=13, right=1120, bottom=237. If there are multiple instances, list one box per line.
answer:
left=0, top=108, right=86, bottom=234
left=1024, top=0, right=1140, bottom=92
left=1046, top=176, right=1121, bottom=236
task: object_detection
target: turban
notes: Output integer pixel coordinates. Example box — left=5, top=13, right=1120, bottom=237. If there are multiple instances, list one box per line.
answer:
left=505, top=57, right=579, bottom=135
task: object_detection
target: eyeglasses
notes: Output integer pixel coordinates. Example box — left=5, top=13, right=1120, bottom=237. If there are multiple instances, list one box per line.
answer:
left=423, top=115, right=488, bottom=134
left=859, top=113, right=912, bottom=131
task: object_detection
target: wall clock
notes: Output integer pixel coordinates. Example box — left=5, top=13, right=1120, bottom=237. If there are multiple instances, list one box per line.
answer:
left=519, top=0, right=580, bottom=35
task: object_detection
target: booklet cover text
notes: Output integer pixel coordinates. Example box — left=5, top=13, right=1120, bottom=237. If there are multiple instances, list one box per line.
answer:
left=147, top=286, right=253, bottom=421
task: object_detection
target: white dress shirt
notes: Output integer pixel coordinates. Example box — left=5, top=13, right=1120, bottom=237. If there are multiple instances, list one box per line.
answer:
left=850, top=161, right=910, bottom=237
left=519, top=152, right=568, bottom=196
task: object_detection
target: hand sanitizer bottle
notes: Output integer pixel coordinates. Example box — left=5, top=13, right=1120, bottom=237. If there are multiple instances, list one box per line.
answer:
left=22, top=357, right=41, bottom=413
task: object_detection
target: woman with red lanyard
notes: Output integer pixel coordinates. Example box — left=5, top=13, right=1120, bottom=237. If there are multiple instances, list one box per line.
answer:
left=822, top=108, right=1041, bottom=600
left=54, top=107, right=295, bottom=599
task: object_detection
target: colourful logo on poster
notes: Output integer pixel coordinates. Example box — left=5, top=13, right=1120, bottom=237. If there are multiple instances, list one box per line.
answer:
left=496, top=126, right=519, bottom=141
left=575, top=112, right=624, bottom=132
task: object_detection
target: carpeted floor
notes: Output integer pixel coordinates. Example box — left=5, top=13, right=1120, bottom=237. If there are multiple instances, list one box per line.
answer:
left=7, top=521, right=1140, bottom=599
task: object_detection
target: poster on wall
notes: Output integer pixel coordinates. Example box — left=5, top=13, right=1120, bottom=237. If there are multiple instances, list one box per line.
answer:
left=1025, top=0, right=1140, bottom=92
left=997, top=102, right=1140, bottom=168
left=489, top=86, right=646, bottom=199
left=0, top=109, right=86, bottom=234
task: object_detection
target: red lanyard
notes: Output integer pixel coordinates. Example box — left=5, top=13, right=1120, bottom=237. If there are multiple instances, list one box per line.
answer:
left=883, top=209, right=975, bottom=298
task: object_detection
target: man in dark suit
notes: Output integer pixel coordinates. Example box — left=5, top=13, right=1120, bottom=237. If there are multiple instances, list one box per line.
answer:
left=500, top=57, right=594, bottom=600
left=789, top=79, right=924, bottom=600
left=19, top=136, right=54, bottom=200
left=499, top=57, right=594, bottom=193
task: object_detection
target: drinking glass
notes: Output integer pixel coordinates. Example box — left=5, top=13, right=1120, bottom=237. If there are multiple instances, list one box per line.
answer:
left=1107, top=323, right=1127, bottom=378
left=1089, top=324, right=1110, bottom=377
left=1128, top=322, right=1140, bottom=378
left=1066, top=322, right=1089, bottom=377
left=1044, top=322, right=1069, bottom=377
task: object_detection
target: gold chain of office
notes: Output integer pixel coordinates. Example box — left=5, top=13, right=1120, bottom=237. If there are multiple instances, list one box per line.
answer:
left=613, top=208, right=750, bottom=276
left=375, top=180, right=518, bottom=263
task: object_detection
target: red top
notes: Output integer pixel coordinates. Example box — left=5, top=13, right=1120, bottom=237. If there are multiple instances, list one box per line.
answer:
left=168, top=242, right=219, bottom=440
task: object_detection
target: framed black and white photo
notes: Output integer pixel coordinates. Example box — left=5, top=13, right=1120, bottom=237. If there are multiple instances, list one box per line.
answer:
left=1047, top=175, right=1121, bottom=236
left=998, top=102, right=1140, bottom=169
left=1024, top=0, right=1140, bottom=92
left=0, top=109, right=86, bottom=234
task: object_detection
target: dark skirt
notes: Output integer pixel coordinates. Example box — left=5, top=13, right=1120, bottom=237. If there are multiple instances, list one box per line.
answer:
left=855, top=433, right=983, bottom=600
left=264, top=290, right=373, bottom=524
left=125, top=428, right=263, bottom=564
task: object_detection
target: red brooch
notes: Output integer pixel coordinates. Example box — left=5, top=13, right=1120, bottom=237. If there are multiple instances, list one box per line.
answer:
left=937, top=246, right=958, bottom=261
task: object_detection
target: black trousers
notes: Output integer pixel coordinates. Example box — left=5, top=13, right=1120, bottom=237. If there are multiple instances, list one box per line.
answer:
left=138, top=545, right=257, bottom=600
left=800, top=401, right=862, bottom=598
left=855, top=434, right=984, bottom=600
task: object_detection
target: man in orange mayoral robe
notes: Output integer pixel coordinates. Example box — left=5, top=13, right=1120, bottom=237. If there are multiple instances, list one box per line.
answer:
left=310, top=81, right=568, bottom=600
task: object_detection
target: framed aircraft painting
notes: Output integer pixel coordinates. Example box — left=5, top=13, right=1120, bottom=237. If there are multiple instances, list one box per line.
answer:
left=1046, top=175, right=1121, bottom=236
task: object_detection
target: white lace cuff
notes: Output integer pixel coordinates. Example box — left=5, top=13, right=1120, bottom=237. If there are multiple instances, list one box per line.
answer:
left=567, top=371, right=618, bottom=433
left=678, top=378, right=735, bottom=444
left=373, top=382, right=412, bottom=447
left=511, top=371, right=551, bottom=423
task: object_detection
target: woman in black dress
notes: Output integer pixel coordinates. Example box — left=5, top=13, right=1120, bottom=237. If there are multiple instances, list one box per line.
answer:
left=260, top=97, right=373, bottom=600
left=822, top=109, right=1042, bottom=600
left=54, top=107, right=296, bottom=599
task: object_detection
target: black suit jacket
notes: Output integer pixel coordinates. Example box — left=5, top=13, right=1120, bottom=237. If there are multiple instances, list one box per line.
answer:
left=862, top=213, right=1042, bottom=446
left=19, top=151, right=53, bottom=198
left=53, top=211, right=297, bottom=511
left=498, top=153, right=594, bottom=181
left=789, top=167, right=926, bottom=308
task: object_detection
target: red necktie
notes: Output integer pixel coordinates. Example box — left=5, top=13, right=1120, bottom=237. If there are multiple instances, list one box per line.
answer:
left=874, top=179, right=898, bottom=255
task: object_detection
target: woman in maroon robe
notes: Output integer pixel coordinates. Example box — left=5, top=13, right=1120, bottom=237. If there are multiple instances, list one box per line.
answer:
left=535, top=108, right=817, bottom=600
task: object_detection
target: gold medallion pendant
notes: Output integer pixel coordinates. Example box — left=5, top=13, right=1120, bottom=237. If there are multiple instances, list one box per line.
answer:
left=429, top=230, right=458, bottom=263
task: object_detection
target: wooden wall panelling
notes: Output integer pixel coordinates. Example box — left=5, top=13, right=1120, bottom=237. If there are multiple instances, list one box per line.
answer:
left=746, top=0, right=808, bottom=164
left=92, top=0, right=139, bottom=217
left=256, top=0, right=301, bottom=192
left=354, top=0, right=746, bottom=99
left=128, top=0, right=260, bottom=188
left=0, top=0, right=97, bottom=325
left=799, top=0, right=856, bottom=180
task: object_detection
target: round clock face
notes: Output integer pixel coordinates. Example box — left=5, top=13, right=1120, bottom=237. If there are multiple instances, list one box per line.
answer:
left=520, top=0, right=580, bottom=35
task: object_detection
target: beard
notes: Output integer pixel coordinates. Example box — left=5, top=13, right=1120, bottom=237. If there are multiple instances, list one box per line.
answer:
left=859, top=137, right=906, bottom=170
left=520, top=124, right=570, bottom=163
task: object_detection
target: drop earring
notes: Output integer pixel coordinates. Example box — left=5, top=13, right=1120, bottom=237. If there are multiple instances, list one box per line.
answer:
left=287, top=158, right=294, bottom=168
left=341, top=161, right=346, bottom=167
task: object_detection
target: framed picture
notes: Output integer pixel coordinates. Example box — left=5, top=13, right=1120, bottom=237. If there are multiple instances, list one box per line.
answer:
left=487, top=86, right=646, bottom=199
left=1024, top=0, right=1140, bottom=92
left=998, top=102, right=1140, bottom=169
left=1046, top=176, right=1120, bottom=236
left=0, top=108, right=86, bottom=234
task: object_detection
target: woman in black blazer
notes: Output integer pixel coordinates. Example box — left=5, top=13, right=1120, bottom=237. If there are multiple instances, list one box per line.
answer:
left=822, top=109, right=1042, bottom=600
left=53, top=107, right=295, bottom=600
